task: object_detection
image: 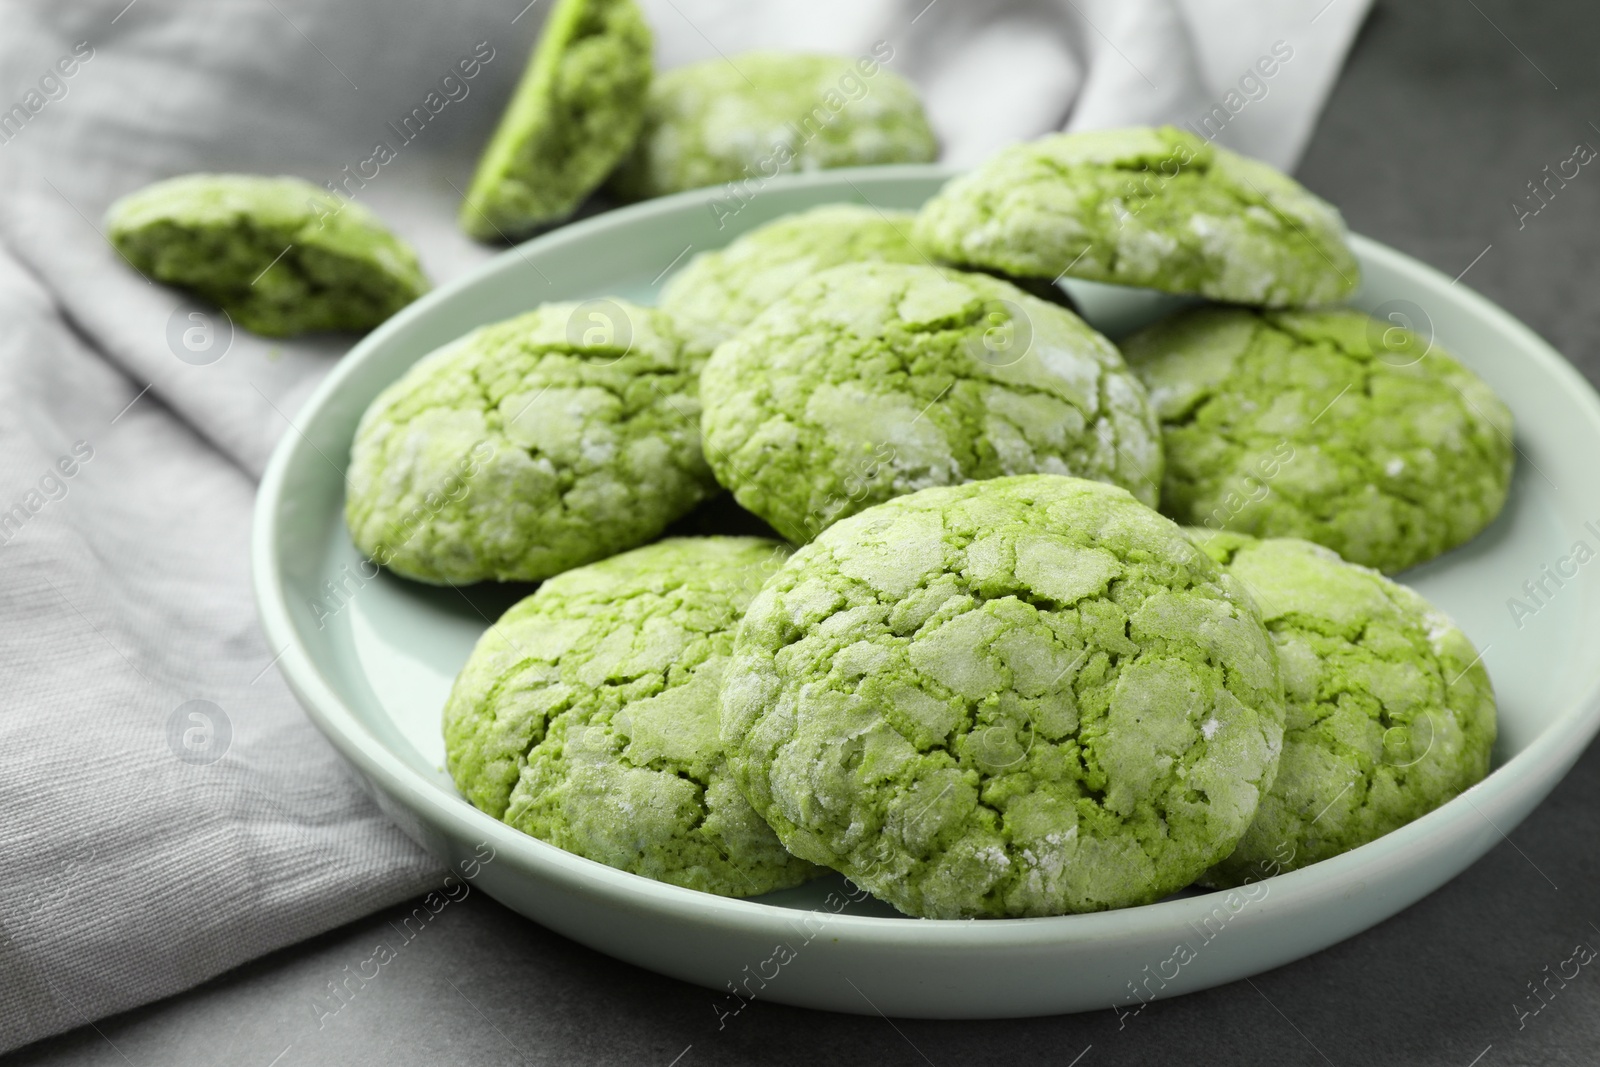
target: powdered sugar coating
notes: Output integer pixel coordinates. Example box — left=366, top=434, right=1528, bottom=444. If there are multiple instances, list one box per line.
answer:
left=913, top=126, right=1358, bottom=307
left=699, top=262, right=1163, bottom=544
left=722, top=475, right=1286, bottom=918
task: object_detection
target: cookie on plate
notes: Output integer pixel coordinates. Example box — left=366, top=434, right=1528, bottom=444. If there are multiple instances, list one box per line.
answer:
left=1187, top=531, right=1496, bottom=887
left=1124, top=305, right=1514, bottom=573
left=660, top=203, right=928, bottom=356
left=699, top=262, right=1162, bottom=543
left=609, top=52, right=937, bottom=201
left=721, top=475, right=1286, bottom=918
left=345, top=299, right=715, bottom=583
left=913, top=126, right=1358, bottom=307
left=105, top=173, right=428, bottom=336
left=445, top=537, right=821, bottom=896
left=459, top=0, right=652, bottom=239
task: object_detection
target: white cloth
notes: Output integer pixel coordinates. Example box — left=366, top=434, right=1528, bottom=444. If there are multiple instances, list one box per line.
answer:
left=0, top=0, right=1370, bottom=1051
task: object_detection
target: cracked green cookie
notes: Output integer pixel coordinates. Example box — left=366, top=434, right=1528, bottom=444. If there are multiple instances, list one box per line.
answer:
left=346, top=299, right=715, bottom=584
left=460, top=0, right=651, bottom=239
left=721, top=475, right=1286, bottom=918
left=660, top=203, right=929, bottom=356
left=609, top=51, right=937, bottom=201
left=699, top=261, right=1162, bottom=544
left=1187, top=531, right=1496, bottom=887
left=445, top=536, right=821, bottom=896
left=1124, top=305, right=1514, bottom=573
left=105, top=173, right=428, bottom=336
left=913, top=126, right=1358, bottom=307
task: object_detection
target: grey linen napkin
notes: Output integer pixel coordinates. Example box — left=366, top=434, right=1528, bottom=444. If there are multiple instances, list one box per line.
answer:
left=0, top=0, right=1370, bottom=1051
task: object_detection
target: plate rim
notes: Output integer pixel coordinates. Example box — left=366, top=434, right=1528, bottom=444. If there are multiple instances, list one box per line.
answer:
left=252, top=165, right=1600, bottom=951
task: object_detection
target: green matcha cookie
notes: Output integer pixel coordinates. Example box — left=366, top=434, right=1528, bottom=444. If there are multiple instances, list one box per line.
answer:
left=660, top=203, right=929, bottom=356
left=913, top=126, right=1358, bottom=307
left=105, top=173, right=428, bottom=336
left=460, top=0, right=651, bottom=239
left=1124, top=306, right=1514, bottom=573
left=699, top=261, right=1162, bottom=544
left=445, top=537, right=820, bottom=896
left=722, top=475, right=1286, bottom=918
left=1187, top=531, right=1496, bottom=887
left=346, top=299, right=714, bottom=583
left=610, top=51, right=937, bottom=201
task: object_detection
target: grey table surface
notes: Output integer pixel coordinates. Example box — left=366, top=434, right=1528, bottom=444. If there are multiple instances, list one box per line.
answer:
left=13, top=0, right=1600, bottom=1064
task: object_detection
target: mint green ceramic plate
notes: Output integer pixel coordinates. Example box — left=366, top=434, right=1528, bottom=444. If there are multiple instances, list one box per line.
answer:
left=254, top=166, right=1600, bottom=1018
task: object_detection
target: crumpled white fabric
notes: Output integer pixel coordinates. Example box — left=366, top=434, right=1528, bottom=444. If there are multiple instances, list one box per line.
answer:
left=0, top=0, right=1370, bottom=1051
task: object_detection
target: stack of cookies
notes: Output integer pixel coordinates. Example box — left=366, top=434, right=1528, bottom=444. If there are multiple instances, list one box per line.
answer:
left=340, top=121, right=1507, bottom=918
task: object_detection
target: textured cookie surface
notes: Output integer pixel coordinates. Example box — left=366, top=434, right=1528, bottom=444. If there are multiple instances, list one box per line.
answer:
left=346, top=299, right=714, bottom=583
left=913, top=126, right=1358, bottom=307
left=610, top=51, right=937, bottom=200
left=105, top=173, right=428, bottom=336
left=1188, top=532, right=1496, bottom=886
left=445, top=537, right=820, bottom=896
left=660, top=203, right=928, bottom=355
left=721, top=475, right=1286, bottom=918
left=699, top=261, right=1162, bottom=543
left=460, top=0, right=651, bottom=238
left=1124, top=306, right=1514, bottom=573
